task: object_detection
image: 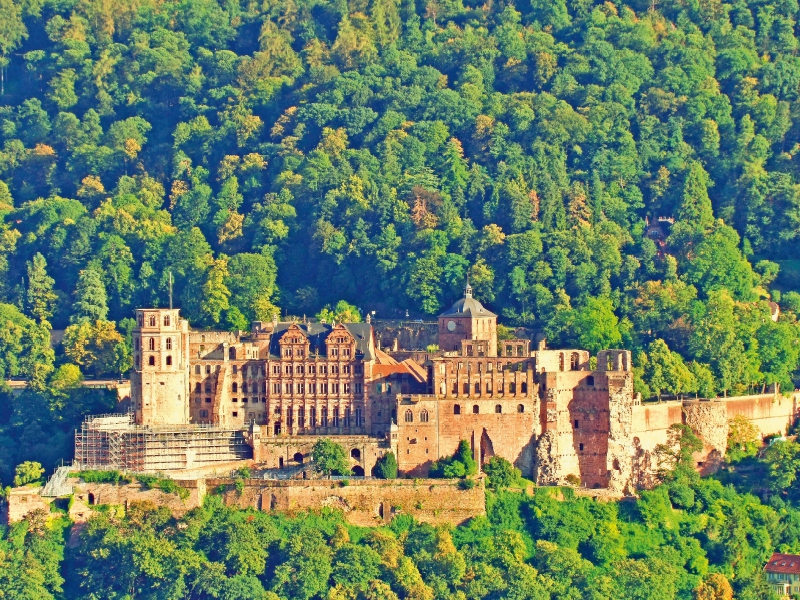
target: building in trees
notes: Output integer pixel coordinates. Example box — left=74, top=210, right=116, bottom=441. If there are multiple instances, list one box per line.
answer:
left=84, top=286, right=797, bottom=492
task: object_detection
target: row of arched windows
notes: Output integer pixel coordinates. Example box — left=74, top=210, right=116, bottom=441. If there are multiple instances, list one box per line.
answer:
left=136, top=337, right=174, bottom=351
left=403, top=409, right=430, bottom=423
left=140, top=314, right=171, bottom=327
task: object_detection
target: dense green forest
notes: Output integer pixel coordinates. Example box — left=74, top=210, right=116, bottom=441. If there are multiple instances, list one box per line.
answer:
left=1, top=0, right=800, bottom=397
left=2, top=0, right=800, bottom=485
left=6, top=433, right=800, bottom=600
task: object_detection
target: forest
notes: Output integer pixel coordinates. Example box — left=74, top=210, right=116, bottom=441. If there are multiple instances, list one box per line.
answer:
left=4, top=429, right=800, bottom=600
left=0, top=0, right=799, bottom=406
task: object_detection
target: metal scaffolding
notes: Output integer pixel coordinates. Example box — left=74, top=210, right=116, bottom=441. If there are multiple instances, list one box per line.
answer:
left=75, top=414, right=252, bottom=472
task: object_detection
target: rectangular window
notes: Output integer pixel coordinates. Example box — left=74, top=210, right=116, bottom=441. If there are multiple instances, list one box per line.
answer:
left=321, top=383, right=328, bottom=394
left=284, top=383, right=291, bottom=394
left=272, top=383, right=280, bottom=394
left=343, top=348, right=351, bottom=357
left=332, top=383, right=340, bottom=394
left=232, top=398, right=238, bottom=403
left=487, top=362, right=493, bottom=372
left=309, top=383, right=316, bottom=394
left=195, top=365, right=200, bottom=374
left=272, top=365, right=280, bottom=374
left=242, top=397, right=248, bottom=403
left=574, top=420, right=579, bottom=429
left=200, top=410, right=208, bottom=418
left=330, top=348, right=338, bottom=357
left=206, top=365, right=211, bottom=374
left=355, top=383, right=362, bottom=393
left=344, top=383, right=351, bottom=393
left=233, top=365, right=238, bottom=375
left=308, top=365, right=316, bottom=375
left=354, top=364, right=362, bottom=375
left=343, top=365, right=351, bottom=374
left=331, top=365, right=339, bottom=375
left=377, top=383, right=383, bottom=393
left=232, top=411, right=238, bottom=417
left=320, top=365, right=327, bottom=375
left=205, top=397, right=211, bottom=403
left=297, top=383, right=305, bottom=394
left=195, top=383, right=201, bottom=392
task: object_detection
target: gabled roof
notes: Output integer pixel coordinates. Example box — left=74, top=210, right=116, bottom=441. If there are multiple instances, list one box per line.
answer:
left=268, top=322, right=374, bottom=360
left=765, top=553, right=800, bottom=574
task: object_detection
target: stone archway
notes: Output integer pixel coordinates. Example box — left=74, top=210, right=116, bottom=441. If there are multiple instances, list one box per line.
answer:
left=480, top=428, right=496, bottom=467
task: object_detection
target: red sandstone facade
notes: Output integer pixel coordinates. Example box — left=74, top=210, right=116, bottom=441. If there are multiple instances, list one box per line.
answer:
left=128, top=286, right=798, bottom=491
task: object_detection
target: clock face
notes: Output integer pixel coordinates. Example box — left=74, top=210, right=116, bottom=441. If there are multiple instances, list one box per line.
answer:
left=447, top=320, right=456, bottom=332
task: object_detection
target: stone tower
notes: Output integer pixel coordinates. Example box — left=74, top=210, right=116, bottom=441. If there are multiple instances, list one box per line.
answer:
left=437, top=282, right=498, bottom=356
left=131, top=308, right=190, bottom=426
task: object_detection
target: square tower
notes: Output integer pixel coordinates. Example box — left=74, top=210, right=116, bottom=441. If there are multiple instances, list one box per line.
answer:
left=437, top=283, right=498, bottom=356
left=131, top=309, right=190, bottom=426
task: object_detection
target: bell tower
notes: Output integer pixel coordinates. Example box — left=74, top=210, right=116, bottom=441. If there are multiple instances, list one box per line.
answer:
left=437, top=281, right=497, bottom=356
left=131, top=308, right=190, bottom=426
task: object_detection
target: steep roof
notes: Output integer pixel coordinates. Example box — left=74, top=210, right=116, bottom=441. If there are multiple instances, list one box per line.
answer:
left=267, top=322, right=374, bottom=360
left=439, top=284, right=496, bottom=318
left=765, top=553, right=800, bottom=574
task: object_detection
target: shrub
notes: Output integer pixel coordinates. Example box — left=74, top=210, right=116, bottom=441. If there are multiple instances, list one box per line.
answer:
left=13, top=461, right=45, bottom=487
left=459, top=479, right=476, bottom=490
left=429, top=440, right=475, bottom=479
left=78, top=470, right=126, bottom=484
left=483, top=456, right=521, bottom=489
left=374, top=452, right=398, bottom=479
left=312, top=438, right=350, bottom=476
left=565, top=474, right=581, bottom=487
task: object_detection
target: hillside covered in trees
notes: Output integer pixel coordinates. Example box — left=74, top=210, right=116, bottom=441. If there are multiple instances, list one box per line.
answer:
left=6, top=434, right=800, bottom=600
left=1, top=0, right=800, bottom=403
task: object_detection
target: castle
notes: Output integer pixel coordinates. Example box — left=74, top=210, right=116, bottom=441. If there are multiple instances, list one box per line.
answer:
left=82, top=284, right=797, bottom=493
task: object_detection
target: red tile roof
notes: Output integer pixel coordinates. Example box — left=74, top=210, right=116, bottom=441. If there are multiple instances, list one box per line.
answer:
left=765, top=553, right=800, bottom=574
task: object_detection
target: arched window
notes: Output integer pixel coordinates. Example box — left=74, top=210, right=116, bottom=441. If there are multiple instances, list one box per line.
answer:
left=420, top=410, right=429, bottom=423
left=232, top=382, right=238, bottom=392
left=148, top=338, right=155, bottom=350
left=293, top=452, right=304, bottom=463
left=229, top=348, right=237, bottom=360
left=570, top=353, right=579, bottom=370
left=351, top=448, right=361, bottom=459
left=166, top=356, right=172, bottom=366
left=404, top=410, right=413, bottom=423
left=473, top=405, right=479, bottom=414
left=517, top=404, right=525, bottom=413
left=149, top=315, right=156, bottom=327
left=148, top=355, right=155, bottom=366
left=164, top=315, right=170, bottom=326
left=474, top=382, right=480, bottom=393
left=495, top=404, right=502, bottom=414
left=166, top=338, right=172, bottom=350
left=559, top=353, right=565, bottom=371
left=454, top=404, right=461, bottom=415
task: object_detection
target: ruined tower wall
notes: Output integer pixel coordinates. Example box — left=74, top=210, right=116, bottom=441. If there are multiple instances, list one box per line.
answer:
left=395, top=396, right=540, bottom=477
left=540, top=370, right=627, bottom=489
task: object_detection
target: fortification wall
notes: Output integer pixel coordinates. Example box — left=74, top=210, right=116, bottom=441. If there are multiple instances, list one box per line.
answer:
left=207, top=477, right=485, bottom=527
left=722, top=393, right=797, bottom=437
left=372, top=321, right=439, bottom=351
left=6, top=478, right=484, bottom=527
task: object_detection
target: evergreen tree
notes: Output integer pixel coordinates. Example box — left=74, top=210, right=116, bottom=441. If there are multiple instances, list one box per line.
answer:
left=26, top=252, right=57, bottom=325
left=71, top=265, right=108, bottom=323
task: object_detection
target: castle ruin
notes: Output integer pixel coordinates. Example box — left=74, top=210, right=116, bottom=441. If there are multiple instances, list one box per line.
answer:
left=74, top=284, right=799, bottom=492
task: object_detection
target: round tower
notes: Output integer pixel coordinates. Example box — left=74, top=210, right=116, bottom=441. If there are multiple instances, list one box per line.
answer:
left=131, top=308, right=190, bottom=426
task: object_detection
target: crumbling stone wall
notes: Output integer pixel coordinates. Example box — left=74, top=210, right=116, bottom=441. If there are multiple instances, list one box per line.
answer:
left=208, top=477, right=485, bottom=527
left=683, top=402, right=728, bottom=456
left=606, top=374, right=634, bottom=495
left=372, top=321, right=439, bottom=351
